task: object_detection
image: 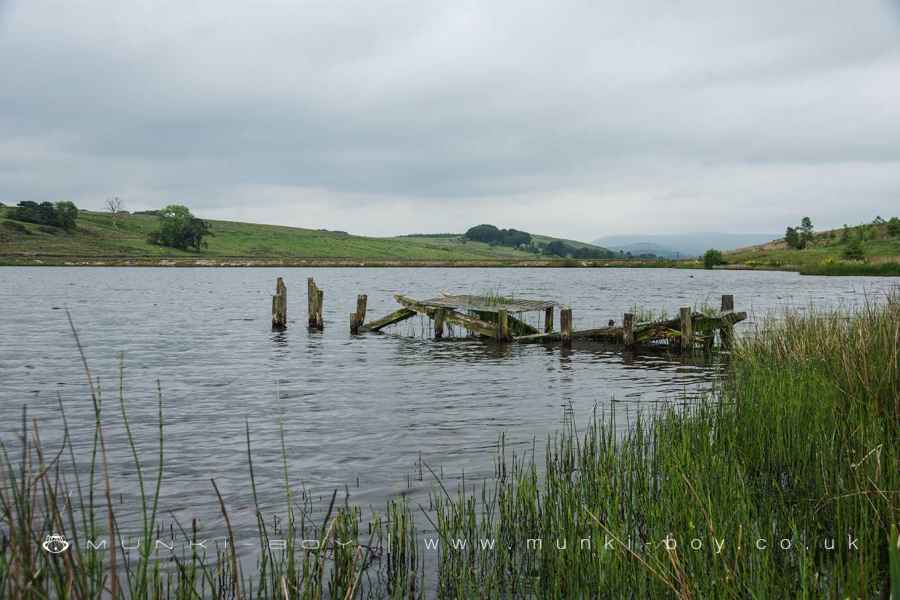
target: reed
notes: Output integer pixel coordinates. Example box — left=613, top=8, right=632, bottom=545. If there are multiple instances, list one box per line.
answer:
left=423, top=293, right=899, bottom=597
left=2, top=297, right=898, bottom=597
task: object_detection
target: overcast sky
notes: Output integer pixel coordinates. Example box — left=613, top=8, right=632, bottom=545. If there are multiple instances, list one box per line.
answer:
left=2, top=1, right=899, bottom=240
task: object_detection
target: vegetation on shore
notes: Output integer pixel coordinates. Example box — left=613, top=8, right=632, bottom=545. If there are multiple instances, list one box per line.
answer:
left=724, top=217, right=900, bottom=276
left=2, top=296, right=898, bottom=597
left=0, top=206, right=623, bottom=266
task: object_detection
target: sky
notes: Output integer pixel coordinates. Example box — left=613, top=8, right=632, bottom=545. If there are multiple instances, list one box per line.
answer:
left=1, top=1, right=899, bottom=240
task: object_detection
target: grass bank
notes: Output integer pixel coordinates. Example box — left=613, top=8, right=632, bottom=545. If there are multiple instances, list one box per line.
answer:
left=0, top=208, right=623, bottom=266
left=2, top=299, right=898, bottom=597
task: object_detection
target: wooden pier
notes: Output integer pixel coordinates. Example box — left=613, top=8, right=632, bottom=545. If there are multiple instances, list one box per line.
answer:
left=360, top=291, right=746, bottom=352
left=267, top=277, right=746, bottom=352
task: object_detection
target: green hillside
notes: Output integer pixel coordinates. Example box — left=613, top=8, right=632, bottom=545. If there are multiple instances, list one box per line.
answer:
left=724, top=219, right=900, bottom=275
left=0, top=207, right=612, bottom=265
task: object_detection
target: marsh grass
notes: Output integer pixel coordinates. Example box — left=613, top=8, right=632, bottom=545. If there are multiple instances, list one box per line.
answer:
left=3, top=298, right=899, bottom=597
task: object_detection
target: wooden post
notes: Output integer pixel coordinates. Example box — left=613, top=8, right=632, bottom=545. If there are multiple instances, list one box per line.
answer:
left=272, top=277, right=287, bottom=330
left=680, top=306, right=693, bottom=352
left=315, top=289, right=324, bottom=330
left=720, top=294, right=734, bottom=350
left=497, top=308, right=510, bottom=342
left=307, top=278, right=317, bottom=327
left=560, top=307, right=572, bottom=347
left=721, top=294, right=734, bottom=312
left=623, top=313, right=634, bottom=348
left=351, top=294, right=367, bottom=334
left=544, top=306, right=554, bottom=334
left=434, top=309, right=445, bottom=339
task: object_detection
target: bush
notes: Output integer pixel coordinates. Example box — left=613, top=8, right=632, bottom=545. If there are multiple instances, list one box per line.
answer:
left=842, top=239, right=865, bottom=261
left=148, top=204, right=212, bottom=250
left=888, top=217, right=900, bottom=237
left=703, top=248, right=726, bottom=269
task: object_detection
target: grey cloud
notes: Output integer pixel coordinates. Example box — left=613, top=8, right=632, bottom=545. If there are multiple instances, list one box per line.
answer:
left=1, top=0, right=899, bottom=237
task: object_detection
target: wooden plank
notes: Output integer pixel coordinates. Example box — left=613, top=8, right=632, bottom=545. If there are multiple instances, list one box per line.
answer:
left=544, top=306, right=554, bottom=333
left=361, top=307, right=417, bottom=332
left=395, top=295, right=498, bottom=337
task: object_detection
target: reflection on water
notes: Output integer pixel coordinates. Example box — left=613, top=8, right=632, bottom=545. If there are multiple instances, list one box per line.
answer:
left=0, top=266, right=895, bottom=552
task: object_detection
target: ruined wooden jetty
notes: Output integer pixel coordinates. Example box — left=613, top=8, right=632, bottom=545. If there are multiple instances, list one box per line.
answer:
left=361, top=292, right=746, bottom=352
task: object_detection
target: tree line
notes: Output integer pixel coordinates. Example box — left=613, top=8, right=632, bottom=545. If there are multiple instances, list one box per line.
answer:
left=463, top=224, right=614, bottom=258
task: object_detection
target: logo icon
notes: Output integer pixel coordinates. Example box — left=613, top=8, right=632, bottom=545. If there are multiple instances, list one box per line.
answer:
left=42, top=534, right=70, bottom=554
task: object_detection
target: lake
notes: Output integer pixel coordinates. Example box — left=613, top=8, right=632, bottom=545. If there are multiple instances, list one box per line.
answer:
left=0, top=266, right=896, bottom=556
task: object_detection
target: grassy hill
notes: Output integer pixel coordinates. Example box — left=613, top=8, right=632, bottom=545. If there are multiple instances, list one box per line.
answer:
left=724, top=220, right=900, bottom=275
left=0, top=207, right=615, bottom=266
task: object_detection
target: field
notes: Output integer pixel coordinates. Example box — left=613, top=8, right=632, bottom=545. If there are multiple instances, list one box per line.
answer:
left=0, top=208, right=616, bottom=266
left=2, top=297, right=897, bottom=597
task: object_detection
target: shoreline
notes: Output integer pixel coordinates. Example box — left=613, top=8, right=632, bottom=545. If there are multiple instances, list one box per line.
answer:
left=2, top=254, right=898, bottom=276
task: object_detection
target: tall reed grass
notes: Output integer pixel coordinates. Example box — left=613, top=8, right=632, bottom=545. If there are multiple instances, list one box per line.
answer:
left=2, top=297, right=898, bottom=597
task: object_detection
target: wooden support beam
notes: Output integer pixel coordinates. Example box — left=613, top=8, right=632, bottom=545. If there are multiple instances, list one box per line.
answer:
left=434, top=309, right=445, bottom=339
left=395, top=294, right=498, bottom=337
left=350, top=294, right=367, bottom=334
left=362, top=307, right=416, bottom=332
left=560, top=306, right=572, bottom=347
left=307, top=278, right=318, bottom=328
left=720, top=294, right=734, bottom=350
left=315, top=289, right=324, bottom=330
left=544, top=306, right=554, bottom=333
left=680, top=307, right=693, bottom=352
left=623, top=313, right=634, bottom=348
left=497, top=308, right=510, bottom=342
left=272, top=277, right=287, bottom=330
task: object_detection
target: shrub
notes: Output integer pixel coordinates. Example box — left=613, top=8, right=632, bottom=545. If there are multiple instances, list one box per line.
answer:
left=888, top=217, right=900, bottom=237
left=842, top=239, right=865, bottom=261
left=148, top=204, right=212, bottom=250
left=703, top=248, right=726, bottom=269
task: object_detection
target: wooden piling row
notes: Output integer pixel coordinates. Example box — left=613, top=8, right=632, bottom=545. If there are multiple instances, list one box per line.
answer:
left=275, top=282, right=742, bottom=354
left=271, top=277, right=287, bottom=330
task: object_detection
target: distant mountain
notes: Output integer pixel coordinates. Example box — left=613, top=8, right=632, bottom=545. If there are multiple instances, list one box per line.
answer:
left=592, top=233, right=779, bottom=259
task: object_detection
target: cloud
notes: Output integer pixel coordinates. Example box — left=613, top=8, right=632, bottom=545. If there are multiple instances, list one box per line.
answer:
left=1, top=0, right=899, bottom=238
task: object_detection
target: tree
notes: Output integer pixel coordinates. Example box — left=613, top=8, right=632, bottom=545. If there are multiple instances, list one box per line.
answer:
left=12, top=200, right=78, bottom=230
left=544, top=240, right=573, bottom=257
left=149, top=204, right=212, bottom=250
left=842, top=239, right=865, bottom=261
left=887, top=217, right=900, bottom=237
left=105, top=196, right=124, bottom=229
left=703, top=249, right=725, bottom=269
left=785, top=227, right=802, bottom=249
left=799, top=217, right=814, bottom=246
left=54, top=201, right=79, bottom=231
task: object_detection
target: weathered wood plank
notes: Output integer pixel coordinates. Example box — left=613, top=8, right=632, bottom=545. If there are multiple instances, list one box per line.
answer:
left=361, top=307, right=416, bottom=332
left=395, top=295, right=498, bottom=337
